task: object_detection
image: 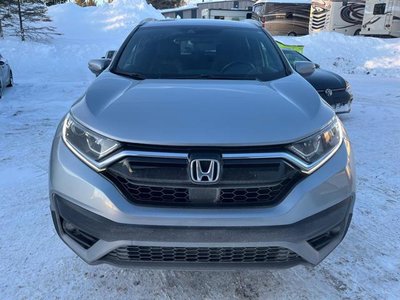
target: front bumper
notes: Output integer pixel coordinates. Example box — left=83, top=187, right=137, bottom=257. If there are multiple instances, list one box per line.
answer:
left=50, top=130, right=356, bottom=269
left=51, top=193, right=354, bottom=269
left=319, top=90, right=353, bottom=114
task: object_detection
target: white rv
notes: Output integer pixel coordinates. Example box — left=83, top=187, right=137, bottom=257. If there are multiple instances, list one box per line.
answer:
left=360, top=0, right=400, bottom=37
left=201, top=8, right=253, bottom=21
left=309, top=0, right=366, bottom=35
left=252, top=0, right=311, bottom=36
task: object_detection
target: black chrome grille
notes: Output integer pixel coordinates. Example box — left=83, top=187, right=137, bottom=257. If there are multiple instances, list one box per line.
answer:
left=219, top=178, right=295, bottom=204
left=105, top=246, right=300, bottom=264
left=115, top=177, right=190, bottom=204
left=103, top=156, right=303, bottom=207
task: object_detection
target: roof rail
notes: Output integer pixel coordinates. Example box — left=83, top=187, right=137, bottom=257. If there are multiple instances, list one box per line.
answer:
left=138, top=18, right=159, bottom=26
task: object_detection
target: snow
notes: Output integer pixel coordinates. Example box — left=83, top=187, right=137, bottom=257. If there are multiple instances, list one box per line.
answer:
left=161, top=5, right=198, bottom=14
left=277, top=32, right=400, bottom=78
left=0, top=2, right=400, bottom=298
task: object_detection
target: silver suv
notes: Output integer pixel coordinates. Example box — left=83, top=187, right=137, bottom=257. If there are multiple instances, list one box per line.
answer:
left=50, top=19, right=355, bottom=269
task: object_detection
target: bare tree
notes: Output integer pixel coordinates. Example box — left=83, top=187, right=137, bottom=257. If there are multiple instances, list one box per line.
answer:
left=0, top=1, right=14, bottom=39
left=147, top=0, right=184, bottom=10
left=44, top=0, right=68, bottom=6
left=17, top=0, right=24, bottom=41
left=75, top=0, right=97, bottom=6
left=0, top=0, right=59, bottom=41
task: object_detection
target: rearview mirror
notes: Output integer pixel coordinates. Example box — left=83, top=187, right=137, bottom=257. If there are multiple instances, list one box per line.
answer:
left=294, top=61, right=315, bottom=76
left=88, top=59, right=111, bottom=77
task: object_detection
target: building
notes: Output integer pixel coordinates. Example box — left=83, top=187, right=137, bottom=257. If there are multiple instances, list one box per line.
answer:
left=161, top=0, right=255, bottom=19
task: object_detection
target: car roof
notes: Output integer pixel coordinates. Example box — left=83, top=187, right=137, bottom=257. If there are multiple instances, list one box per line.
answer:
left=141, top=19, right=261, bottom=29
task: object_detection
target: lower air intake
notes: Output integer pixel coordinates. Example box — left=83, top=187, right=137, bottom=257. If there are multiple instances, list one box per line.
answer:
left=105, top=245, right=300, bottom=264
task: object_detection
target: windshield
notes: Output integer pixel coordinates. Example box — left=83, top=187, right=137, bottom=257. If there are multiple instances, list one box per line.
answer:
left=283, top=50, right=310, bottom=68
left=114, top=25, right=288, bottom=81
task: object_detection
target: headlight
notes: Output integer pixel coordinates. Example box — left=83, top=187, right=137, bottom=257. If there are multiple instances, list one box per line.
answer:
left=345, top=81, right=351, bottom=91
left=62, top=114, right=120, bottom=162
left=288, top=117, right=343, bottom=164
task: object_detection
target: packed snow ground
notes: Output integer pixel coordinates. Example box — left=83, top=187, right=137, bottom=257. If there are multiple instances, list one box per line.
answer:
left=0, top=1, right=399, bottom=299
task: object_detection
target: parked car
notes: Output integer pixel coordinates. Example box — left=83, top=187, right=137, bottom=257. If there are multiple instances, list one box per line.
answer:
left=0, top=53, right=13, bottom=99
left=50, top=19, right=355, bottom=269
left=282, top=49, right=353, bottom=113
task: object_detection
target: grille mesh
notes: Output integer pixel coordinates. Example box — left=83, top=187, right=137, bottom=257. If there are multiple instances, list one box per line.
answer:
left=104, top=156, right=302, bottom=207
left=119, top=177, right=190, bottom=204
left=219, top=178, right=294, bottom=204
left=107, top=174, right=298, bottom=206
left=105, top=246, right=300, bottom=264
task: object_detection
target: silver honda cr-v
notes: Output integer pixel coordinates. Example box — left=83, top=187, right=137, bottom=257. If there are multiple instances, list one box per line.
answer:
left=50, top=19, right=355, bottom=269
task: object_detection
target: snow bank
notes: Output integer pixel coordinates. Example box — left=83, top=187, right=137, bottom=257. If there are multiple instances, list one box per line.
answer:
left=0, top=0, right=163, bottom=83
left=49, top=0, right=163, bottom=41
left=277, top=32, right=400, bottom=78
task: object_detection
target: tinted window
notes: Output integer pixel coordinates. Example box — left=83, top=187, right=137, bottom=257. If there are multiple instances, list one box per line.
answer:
left=114, top=25, right=287, bottom=81
left=373, top=3, right=386, bottom=15
left=283, top=50, right=310, bottom=67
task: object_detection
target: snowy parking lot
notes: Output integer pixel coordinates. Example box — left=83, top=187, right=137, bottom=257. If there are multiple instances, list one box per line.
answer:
left=1, top=1, right=400, bottom=299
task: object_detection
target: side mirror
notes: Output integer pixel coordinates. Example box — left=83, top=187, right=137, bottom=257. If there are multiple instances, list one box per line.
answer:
left=105, top=50, right=116, bottom=59
left=314, top=63, right=320, bottom=69
left=294, top=61, right=315, bottom=76
left=88, top=59, right=111, bottom=77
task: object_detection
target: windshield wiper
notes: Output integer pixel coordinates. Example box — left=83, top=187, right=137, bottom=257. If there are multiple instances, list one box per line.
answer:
left=202, top=74, right=269, bottom=82
left=114, top=71, right=146, bottom=80
left=169, top=74, right=262, bottom=81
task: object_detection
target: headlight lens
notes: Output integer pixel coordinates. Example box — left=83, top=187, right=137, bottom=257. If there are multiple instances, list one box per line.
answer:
left=63, top=114, right=120, bottom=161
left=345, top=81, right=351, bottom=91
left=288, top=117, right=343, bottom=164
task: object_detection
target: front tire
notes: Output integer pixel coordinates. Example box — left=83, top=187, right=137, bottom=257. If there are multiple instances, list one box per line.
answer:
left=7, top=70, right=13, bottom=87
left=288, top=32, right=297, bottom=36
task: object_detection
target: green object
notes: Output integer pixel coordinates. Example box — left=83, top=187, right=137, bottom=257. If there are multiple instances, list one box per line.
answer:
left=275, top=41, right=304, bottom=54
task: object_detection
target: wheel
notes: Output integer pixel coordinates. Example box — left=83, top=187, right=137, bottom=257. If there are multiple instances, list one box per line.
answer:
left=7, top=70, right=13, bottom=87
left=288, top=32, right=297, bottom=36
left=354, top=29, right=361, bottom=36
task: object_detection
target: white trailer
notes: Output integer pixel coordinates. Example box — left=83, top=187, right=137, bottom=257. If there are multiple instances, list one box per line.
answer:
left=309, top=0, right=366, bottom=35
left=360, top=0, right=400, bottom=37
left=201, top=8, right=252, bottom=21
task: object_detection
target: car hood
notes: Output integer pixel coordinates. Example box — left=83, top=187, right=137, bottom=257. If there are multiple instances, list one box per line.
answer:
left=71, top=71, right=334, bottom=146
left=303, top=68, right=346, bottom=91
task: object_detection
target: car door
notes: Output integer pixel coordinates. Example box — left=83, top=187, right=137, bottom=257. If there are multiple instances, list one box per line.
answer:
left=0, top=54, right=7, bottom=84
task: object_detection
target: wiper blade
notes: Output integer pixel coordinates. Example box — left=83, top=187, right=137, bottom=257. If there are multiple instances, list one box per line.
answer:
left=204, top=74, right=268, bottom=81
left=115, top=71, right=146, bottom=80
left=170, top=74, right=261, bottom=80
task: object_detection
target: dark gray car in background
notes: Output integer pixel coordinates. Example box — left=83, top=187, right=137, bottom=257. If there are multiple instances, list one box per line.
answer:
left=50, top=19, right=355, bottom=269
left=283, top=49, right=353, bottom=113
left=0, top=53, right=13, bottom=99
